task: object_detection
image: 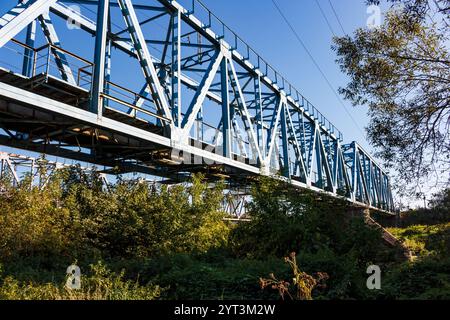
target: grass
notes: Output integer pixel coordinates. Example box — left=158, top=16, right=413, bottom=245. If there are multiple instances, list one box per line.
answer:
left=387, top=223, right=449, bottom=258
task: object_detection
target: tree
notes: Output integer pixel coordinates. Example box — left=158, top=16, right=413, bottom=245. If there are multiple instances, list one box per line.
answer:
left=428, top=188, right=450, bottom=212
left=333, top=0, right=450, bottom=197
left=367, top=0, right=450, bottom=22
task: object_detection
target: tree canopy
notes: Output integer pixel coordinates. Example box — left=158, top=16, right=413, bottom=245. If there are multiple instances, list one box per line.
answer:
left=333, top=0, right=449, bottom=197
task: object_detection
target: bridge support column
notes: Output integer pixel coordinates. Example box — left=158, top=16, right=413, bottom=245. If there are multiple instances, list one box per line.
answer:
left=90, top=0, right=110, bottom=118
left=22, top=20, right=36, bottom=77
left=221, top=55, right=231, bottom=159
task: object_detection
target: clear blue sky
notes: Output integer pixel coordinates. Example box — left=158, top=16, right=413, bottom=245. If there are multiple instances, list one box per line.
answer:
left=0, top=0, right=384, bottom=164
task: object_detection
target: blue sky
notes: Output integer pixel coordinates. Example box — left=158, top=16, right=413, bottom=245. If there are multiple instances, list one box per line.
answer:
left=0, top=0, right=386, bottom=169
left=197, top=0, right=377, bottom=151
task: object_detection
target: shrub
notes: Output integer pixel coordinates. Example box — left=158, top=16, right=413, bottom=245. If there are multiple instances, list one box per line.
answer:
left=0, top=169, right=230, bottom=266
left=231, top=177, right=385, bottom=261
left=259, top=252, right=329, bottom=300
left=380, top=256, right=450, bottom=299
left=0, top=261, right=161, bottom=300
left=388, top=223, right=450, bottom=257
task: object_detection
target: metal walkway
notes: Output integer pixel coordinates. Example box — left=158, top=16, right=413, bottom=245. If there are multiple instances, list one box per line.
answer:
left=0, top=0, right=394, bottom=213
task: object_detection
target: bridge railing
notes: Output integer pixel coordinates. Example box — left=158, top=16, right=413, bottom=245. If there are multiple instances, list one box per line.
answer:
left=0, top=38, right=94, bottom=87
left=34, top=43, right=94, bottom=84
left=0, top=39, right=171, bottom=126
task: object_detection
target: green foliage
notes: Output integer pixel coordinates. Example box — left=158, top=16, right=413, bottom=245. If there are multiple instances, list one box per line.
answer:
left=0, top=170, right=448, bottom=300
left=380, top=256, right=450, bottom=299
left=0, top=168, right=231, bottom=300
left=259, top=252, right=329, bottom=300
left=142, top=254, right=289, bottom=300
left=65, top=172, right=230, bottom=258
left=387, top=223, right=450, bottom=257
left=0, top=176, right=79, bottom=264
left=429, top=188, right=450, bottom=214
left=0, top=261, right=161, bottom=300
left=230, top=177, right=390, bottom=299
left=231, top=177, right=384, bottom=261
left=333, top=2, right=449, bottom=191
left=367, top=0, right=450, bottom=22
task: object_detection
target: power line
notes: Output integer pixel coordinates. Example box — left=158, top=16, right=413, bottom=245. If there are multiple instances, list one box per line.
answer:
left=328, top=0, right=347, bottom=35
left=270, top=0, right=365, bottom=137
left=314, top=0, right=336, bottom=37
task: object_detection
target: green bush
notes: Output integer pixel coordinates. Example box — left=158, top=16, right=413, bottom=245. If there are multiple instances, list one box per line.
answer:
left=229, top=177, right=391, bottom=299
left=0, top=261, right=161, bottom=300
left=230, top=177, right=385, bottom=260
left=139, top=253, right=289, bottom=300
left=387, top=223, right=450, bottom=257
left=379, top=222, right=450, bottom=299
left=380, top=256, right=450, bottom=299
left=0, top=169, right=230, bottom=266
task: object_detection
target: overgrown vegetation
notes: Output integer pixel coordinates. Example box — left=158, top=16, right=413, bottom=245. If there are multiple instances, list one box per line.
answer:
left=375, top=189, right=450, bottom=299
left=0, top=262, right=161, bottom=300
left=379, top=222, right=450, bottom=299
left=0, top=168, right=448, bottom=300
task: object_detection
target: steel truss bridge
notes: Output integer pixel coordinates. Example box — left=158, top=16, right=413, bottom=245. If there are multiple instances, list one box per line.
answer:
left=0, top=151, right=109, bottom=187
left=0, top=0, right=394, bottom=213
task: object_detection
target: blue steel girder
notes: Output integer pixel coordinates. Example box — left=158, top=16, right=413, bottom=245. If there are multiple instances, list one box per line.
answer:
left=37, top=12, right=76, bottom=84
left=21, top=20, right=36, bottom=77
left=0, top=0, right=57, bottom=48
left=226, top=56, right=262, bottom=163
left=90, top=0, right=109, bottom=116
left=116, top=0, right=174, bottom=128
left=0, top=0, right=395, bottom=213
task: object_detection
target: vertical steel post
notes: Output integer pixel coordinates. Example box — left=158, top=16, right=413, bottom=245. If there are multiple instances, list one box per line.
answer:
left=221, top=57, right=231, bottom=158
left=104, top=8, right=112, bottom=107
left=315, top=127, right=323, bottom=188
left=254, top=74, right=265, bottom=158
left=171, top=9, right=181, bottom=127
left=22, top=20, right=36, bottom=77
left=280, top=104, right=290, bottom=178
left=103, top=39, right=111, bottom=107
left=196, top=105, right=203, bottom=141
left=90, top=0, right=109, bottom=117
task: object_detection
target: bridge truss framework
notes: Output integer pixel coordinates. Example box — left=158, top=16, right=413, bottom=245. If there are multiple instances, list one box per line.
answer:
left=0, top=0, right=394, bottom=213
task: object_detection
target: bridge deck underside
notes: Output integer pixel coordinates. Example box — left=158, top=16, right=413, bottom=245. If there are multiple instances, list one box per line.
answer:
left=0, top=69, right=258, bottom=185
